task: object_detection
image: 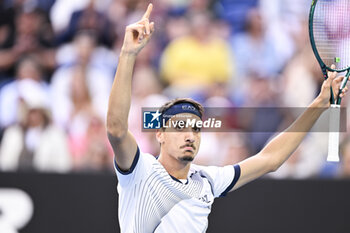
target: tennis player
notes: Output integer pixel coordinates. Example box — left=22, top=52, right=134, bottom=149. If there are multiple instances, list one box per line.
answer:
left=107, top=4, right=348, bottom=233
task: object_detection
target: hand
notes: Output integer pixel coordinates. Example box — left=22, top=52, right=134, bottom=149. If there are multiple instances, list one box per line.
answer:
left=121, top=4, right=155, bottom=56
left=317, top=65, right=349, bottom=107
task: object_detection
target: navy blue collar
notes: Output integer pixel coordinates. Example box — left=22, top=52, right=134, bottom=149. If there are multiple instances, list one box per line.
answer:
left=156, top=155, right=189, bottom=185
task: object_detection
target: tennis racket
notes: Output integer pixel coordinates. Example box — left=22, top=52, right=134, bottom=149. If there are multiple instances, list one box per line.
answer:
left=309, top=0, right=350, bottom=162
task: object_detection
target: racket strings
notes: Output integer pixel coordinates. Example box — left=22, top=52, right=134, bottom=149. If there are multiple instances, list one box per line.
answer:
left=313, top=0, right=350, bottom=70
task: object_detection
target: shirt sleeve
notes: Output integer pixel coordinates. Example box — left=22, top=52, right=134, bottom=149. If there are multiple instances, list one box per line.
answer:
left=114, top=147, right=154, bottom=187
left=199, top=164, right=241, bottom=198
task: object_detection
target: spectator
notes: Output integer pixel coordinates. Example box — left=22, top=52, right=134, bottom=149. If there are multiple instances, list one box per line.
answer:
left=160, top=11, right=233, bottom=97
left=55, top=0, right=114, bottom=47
left=70, top=115, right=113, bottom=172
left=0, top=80, right=71, bottom=172
left=51, top=32, right=113, bottom=129
left=0, top=1, right=16, bottom=79
left=230, top=8, right=282, bottom=82
left=0, top=55, right=50, bottom=128
left=77, top=135, right=113, bottom=173
left=64, top=65, right=112, bottom=171
left=0, top=7, right=56, bottom=79
left=50, top=0, right=112, bottom=34
left=281, top=21, right=321, bottom=107
left=214, top=0, right=258, bottom=33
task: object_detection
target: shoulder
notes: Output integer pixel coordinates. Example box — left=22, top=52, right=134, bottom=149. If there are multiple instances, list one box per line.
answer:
left=115, top=149, right=158, bottom=186
left=115, top=148, right=157, bottom=176
left=189, top=164, right=217, bottom=179
left=191, top=163, right=241, bottom=198
left=3, top=125, right=22, bottom=135
left=190, top=163, right=240, bottom=185
left=190, top=163, right=205, bottom=173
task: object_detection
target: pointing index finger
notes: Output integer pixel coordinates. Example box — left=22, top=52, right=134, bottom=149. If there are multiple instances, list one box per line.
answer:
left=142, top=3, right=153, bottom=20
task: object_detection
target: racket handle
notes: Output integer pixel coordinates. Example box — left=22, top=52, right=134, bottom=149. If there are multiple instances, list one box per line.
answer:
left=327, top=104, right=340, bottom=162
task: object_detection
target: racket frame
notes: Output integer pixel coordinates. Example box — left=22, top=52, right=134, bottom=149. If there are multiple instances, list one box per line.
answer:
left=309, top=0, right=350, bottom=162
left=309, top=0, right=350, bottom=74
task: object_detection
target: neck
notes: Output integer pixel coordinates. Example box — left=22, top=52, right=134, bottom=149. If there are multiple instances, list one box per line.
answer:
left=158, top=151, right=191, bottom=180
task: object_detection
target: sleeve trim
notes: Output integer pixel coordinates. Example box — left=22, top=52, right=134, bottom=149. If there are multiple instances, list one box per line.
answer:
left=220, top=164, right=241, bottom=197
left=114, top=147, right=140, bottom=175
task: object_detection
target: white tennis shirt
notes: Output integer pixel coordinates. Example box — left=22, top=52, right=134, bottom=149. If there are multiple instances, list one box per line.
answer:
left=115, top=147, right=241, bottom=233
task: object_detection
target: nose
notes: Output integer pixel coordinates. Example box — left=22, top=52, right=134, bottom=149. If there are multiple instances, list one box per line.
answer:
left=185, top=138, right=194, bottom=143
left=184, top=131, right=195, bottom=143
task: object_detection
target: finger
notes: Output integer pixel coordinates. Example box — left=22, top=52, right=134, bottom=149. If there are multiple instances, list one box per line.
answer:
left=142, top=21, right=155, bottom=39
left=150, top=22, right=155, bottom=33
left=142, top=3, right=153, bottom=20
left=324, top=73, right=335, bottom=88
left=337, top=83, right=349, bottom=98
left=333, top=77, right=345, bottom=92
left=139, top=20, right=153, bottom=35
left=334, top=76, right=345, bottom=84
left=144, top=19, right=150, bottom=35
left=126, top=23, right=144, bottom=32
left=135, top=27, right=144, bottom=40
left=327, top=64, right=337, bottom=80
left=137, top=18, right=152, bottom=35
left=340, top=88, right=347, bottom=98
left=142, top=27, right=155, bottom=44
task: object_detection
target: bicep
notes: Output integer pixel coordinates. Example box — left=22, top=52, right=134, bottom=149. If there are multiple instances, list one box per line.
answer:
left=108, top=130, right=138, bottom=172
left=230, top=153, right=272, bottom=191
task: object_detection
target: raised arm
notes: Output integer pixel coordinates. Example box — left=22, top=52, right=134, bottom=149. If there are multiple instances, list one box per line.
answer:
left=231, top=67, right=348, bottom=191
left=107, top=4, right=154, bottom=171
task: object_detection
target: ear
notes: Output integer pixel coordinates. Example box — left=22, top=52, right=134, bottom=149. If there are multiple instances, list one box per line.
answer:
left=156, top=129, right=164, bottom=144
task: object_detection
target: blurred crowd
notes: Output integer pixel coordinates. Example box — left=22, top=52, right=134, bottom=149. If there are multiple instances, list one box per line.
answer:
left=0, top=0, right=349, bottom=178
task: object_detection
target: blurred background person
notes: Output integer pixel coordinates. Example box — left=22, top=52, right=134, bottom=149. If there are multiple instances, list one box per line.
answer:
left=0, top=55, right=49, bottom=129
left=70, top=116, right=113, bottom=173
left=160, top=11, right=234, bottom=98
left=230, top=9, right=281, bottom=83
left=0, top=80, right=71, bottom=172
left=50, top=0, right=112, bottom=34
left=51, top=31, right=113, bottom=129
left=63, top=65, right=108, bottom=170
left=0, top=6, right=56, bottom=80
left=55, top=0, right=114, bottom=47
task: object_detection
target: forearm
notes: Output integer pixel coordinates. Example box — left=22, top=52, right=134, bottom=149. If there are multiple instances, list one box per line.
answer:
left=233, top=72, right=347, bottom=191
left=261, top=98, right=326, bottom=170
left=106, top=51, right=136, bottom=137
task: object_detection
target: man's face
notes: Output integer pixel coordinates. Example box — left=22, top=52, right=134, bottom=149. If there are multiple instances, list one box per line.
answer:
left=157, top=113, right=201, bottom=163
